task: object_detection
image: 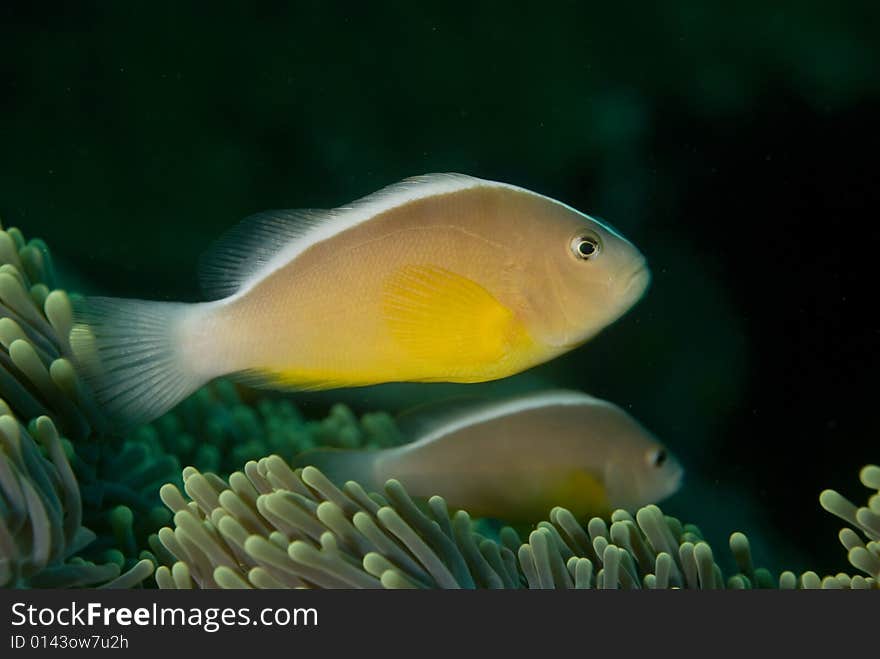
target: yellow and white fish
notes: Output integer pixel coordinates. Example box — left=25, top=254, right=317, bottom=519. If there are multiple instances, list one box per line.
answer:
left=71, top=174, right=651, bottom=426
left=297, top=390, right=683, bottom=521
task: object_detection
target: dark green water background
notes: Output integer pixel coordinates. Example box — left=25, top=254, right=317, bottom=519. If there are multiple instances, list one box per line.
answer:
left=1, top=2, right=878, bottom=575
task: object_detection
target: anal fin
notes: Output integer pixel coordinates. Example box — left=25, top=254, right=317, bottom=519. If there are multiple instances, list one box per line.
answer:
left=233, top=368, right=361, bottom=392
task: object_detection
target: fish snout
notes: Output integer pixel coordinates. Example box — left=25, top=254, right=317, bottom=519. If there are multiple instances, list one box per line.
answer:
left=622, top=261, right=651, bottom=297
left=670, top=461, right=685, bottom=492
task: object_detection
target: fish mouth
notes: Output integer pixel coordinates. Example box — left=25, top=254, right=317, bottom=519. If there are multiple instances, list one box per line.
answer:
left=662, top=462, right=685, bottom=500
left=671, top=464, right=685, bottom=491
left=620, top=263, right=651, bottom=302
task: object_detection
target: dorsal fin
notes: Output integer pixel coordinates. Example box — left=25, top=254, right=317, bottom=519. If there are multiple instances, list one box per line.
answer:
left=399, top=390, right=602, bottom=447
left=197, top=173, right=489, bottom=300
left=198, top=209, right=328, bottom=299
left=395, top=394, right=488, bottom=440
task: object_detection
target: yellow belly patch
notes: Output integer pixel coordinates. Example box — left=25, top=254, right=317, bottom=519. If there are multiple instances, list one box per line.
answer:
left=543, top=469, right=609, bottom=518
left=236, top=265, right=543, bottom=391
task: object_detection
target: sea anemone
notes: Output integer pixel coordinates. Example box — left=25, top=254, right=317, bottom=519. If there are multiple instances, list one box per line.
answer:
left=155, top=457, right=880, bottom=590
left=154, top=459, right=520, bottom=589
left=0, top=406, right=152, bottom=587
left=0, top=221, right=159, bottom=580
left=777, top=465, right=879, bottom=589
left=154, top=458, right=780, bottom=589
left=0, top=222, right=103, bottom=441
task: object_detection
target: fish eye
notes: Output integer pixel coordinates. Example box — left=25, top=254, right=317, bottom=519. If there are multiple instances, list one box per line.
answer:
left=571, top=235, right=601, bottom=260
left=649, top=449, right=668, bottom=468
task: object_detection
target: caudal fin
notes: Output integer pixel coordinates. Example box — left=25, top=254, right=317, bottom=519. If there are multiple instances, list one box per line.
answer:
left=293, top=448, right=378, bottom=489
left=70, top=296, right=206, bottom=429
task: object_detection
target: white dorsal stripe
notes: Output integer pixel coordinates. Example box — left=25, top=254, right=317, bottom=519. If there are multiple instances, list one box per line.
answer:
left=396, top=390, right=608, bottom=453
left=219, top=173, right=483, bottom=300
left=209, top=173, right=624, bottom=302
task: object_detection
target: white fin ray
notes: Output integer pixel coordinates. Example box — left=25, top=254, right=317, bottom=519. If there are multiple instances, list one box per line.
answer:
left=198, top=209, right=328, bottom=299
left=395, top=394, right=488, bottom=440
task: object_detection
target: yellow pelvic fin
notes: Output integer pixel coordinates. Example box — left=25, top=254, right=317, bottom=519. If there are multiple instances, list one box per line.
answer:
left=381, top=265, right=532, bottom=379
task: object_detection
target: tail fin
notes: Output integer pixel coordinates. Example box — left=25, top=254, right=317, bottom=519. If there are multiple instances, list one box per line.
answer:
left=70, top=297, right=206, bottom=429
left=293, top=448, right=378, bottom=490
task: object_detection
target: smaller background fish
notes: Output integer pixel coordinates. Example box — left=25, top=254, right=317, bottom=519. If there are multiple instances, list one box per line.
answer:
left=297, top=390, right=683, bottom=522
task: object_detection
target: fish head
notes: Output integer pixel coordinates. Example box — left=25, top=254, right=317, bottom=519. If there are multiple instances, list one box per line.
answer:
left=533, top=207, right=650, bottom=349
left=603, top=428, right=684, bottom=511
left=560, top=400, right=683, bottom=511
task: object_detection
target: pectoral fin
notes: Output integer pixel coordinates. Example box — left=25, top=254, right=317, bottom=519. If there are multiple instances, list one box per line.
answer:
left=382, top=265, right=532, bottom=379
